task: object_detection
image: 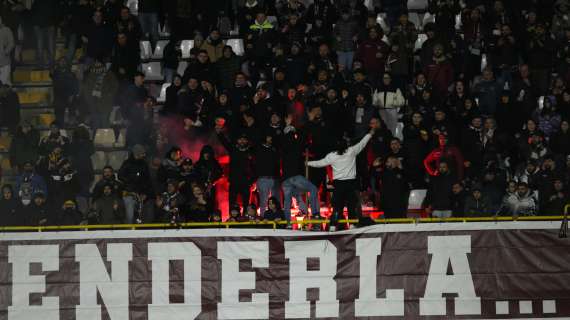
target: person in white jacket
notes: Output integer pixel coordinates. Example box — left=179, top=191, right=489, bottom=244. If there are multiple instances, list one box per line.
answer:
left=307, top=127, right=376, bottom=231
left=372, top=73, right=405, bottom=135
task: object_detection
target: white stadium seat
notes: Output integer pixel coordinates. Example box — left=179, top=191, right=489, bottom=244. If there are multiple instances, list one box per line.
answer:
left=376, top=13, right=390, bottom=34
left=225, top=39, right=244, bottom=56
left=414, top=33, right=428, bottom=52
left=157, top=83, right=170, bottom=103
left=126, top=0, right=138, bottom=14
left=152, top=40, right=169, bottom=59
left=181, top=40, right=194, bottom=59
left=394, top=122, right=404, bottom=141
left=408, top=12, right=422, bottom=30
left=481, top=54, right=488, bottom=72
left=94, top=128, right=116, bottom=148
left=107, top=151, right=129, bottom=170
left=140, top=41, right=152, bottom=60
left=408, top=0, right=428, bottom=10
left=423, top=12, right=435, bottom=25
left=142, top=62, right=163, bottom=81
left=177, top=61, right=188, bottom=77
left=91, top=151, right=108, bottom=171
left=114, top=129, right=127, bottom=149
left=408, top=189, right=427, bottom=211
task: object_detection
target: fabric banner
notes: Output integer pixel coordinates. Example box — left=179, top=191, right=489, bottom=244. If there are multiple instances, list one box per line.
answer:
left=0, top=222, right=569, bottom=319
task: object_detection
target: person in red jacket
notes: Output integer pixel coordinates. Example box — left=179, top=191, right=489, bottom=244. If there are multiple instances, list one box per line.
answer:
left=424, top=134, right=465, bottom=180
left=355, top=27, right=389, bottom=81
left=423, top=43, right=454, bottom=102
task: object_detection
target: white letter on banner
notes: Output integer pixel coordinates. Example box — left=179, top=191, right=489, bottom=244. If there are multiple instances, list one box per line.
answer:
left=8, top=245, right=60, bottom=320
left=355, top=238, right=404, bottom=317
left=420, top=236, right=481, bottom=316
left=284, top=240, right=338, bottom=319
left=147, top=242, right=202, bottom=320
left=75, top=243, right=133, bottom=319
left=218, top=241, right=269, bottom=319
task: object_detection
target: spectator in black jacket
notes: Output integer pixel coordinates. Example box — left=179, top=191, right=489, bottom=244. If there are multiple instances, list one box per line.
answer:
left=92, top=183, right=126, bottom=224
left=56, top=200, right=83, bottom=225
left=0, top=184, right=23, bottom=226
left=217, top=127, right=255, bottom=208
left=138, top=0, right=161, bottom=49
left=450, top=182, right=467, bottom=217
left=217, top=46, right=242, bottom=90
left=92, top=166, right=123, bottom=202
left=183, top=50, right=216, bottom=84
left=263, top=196, right=286, bottom=223
left=194, top=145, right=223, bottom=201
left=111, top=32, right=141, bottom=82
left=119, top=144, right=153, bottom=223
left=424, top=160, right=456, bottom=218
left=281, top=119, right=320, bottom=222
left=51, top=59, right=79, bottom=125
left=380, top=156, right=409, bottom=218
left=163, top=75, right=183, bottom=115
left=24, top=192, right=50, bottom=226
left=255, top=134, right=281, bottom=212
left=156, top=147, right=183, bottom=192
left=83, top=10, right=114, bottom=64
left=163, top=39, right=182, bottom=83
left=115, top=6, right=142, bottom=51
left=177, top=77, right=204, bottom=127
left=0, top=84, right=20, bottom=133
left=62, top=0, right=94, bottom=64
left=31, top=0, right=59, bottom=66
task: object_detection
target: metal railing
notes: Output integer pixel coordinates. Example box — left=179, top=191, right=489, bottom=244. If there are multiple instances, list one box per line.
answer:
left=0, top=215, right=567, bottom=232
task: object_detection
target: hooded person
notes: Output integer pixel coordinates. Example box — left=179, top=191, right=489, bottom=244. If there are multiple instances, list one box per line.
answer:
left=56, top=200, right=84, bottom=225
left=118, top=144, right=153, bottom=223
left=24, top=192, right=51, bottom=226
left=156, top=146, right=183, bottom=192
left=0, top=184, right=23, bottom=226
left=464, top=185, right=491, bottom=217
left=92, top=183, right=126, bottom=224
left=192, top=146, right=221, bottom=204
left=15, top=161, right=48, bottom=207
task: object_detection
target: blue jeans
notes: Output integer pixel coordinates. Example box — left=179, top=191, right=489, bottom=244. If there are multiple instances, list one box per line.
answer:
left=337, top=51, right=354, bottom=71
left=65, top=33, right=79, bottom=64
left=282, top=175, right=320, bottom=222
left=139, top=13, right=159, bottom=47
left=257, top=177, right=280, bottom=212
left=123, top=195, right=136, bottom=224
left=34, top=26, right=55, bottom=65
left=163, top=67, right=176, bottom=83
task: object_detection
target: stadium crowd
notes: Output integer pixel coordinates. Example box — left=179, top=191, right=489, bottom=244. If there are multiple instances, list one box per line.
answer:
left=1, top=0, right=570, bottom=229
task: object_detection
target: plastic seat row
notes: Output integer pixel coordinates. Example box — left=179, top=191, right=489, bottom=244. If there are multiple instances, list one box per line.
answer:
left=91, top=150, right=129, bottom=171
left=140, top=38, right=244, bottom=60
left=93, top=128, right=126, bottom=149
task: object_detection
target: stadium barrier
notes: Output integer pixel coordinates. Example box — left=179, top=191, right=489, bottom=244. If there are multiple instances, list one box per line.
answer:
left=0, top=215, right=567, bottom=232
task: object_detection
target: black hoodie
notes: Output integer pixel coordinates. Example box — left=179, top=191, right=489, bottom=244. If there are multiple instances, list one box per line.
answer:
left=194, top=145, right=223, bottom=185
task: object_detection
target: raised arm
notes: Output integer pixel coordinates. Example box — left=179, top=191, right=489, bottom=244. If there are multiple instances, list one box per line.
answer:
left=349, top=132, right=373, bottom=156
left=307, top=154, right=332, bottom=168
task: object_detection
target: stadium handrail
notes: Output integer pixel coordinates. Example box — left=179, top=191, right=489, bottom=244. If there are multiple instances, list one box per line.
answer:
left=0, top=215, right=567, bottom=232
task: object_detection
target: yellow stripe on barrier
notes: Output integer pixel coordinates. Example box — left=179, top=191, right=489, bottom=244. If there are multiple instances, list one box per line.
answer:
left=0, top=216, right=568, bottom=233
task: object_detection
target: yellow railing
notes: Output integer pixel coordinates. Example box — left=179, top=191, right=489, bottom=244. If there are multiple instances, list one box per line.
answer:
left=0, top=215, right=566, bottom=232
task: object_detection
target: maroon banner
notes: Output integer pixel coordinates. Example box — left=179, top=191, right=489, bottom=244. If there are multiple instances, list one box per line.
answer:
left=0, top=221, right=569, bottom=319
